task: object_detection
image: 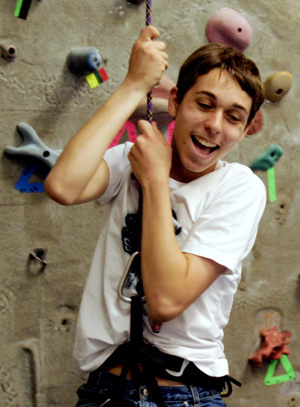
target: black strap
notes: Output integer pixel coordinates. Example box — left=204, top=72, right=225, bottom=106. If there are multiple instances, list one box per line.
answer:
left=220, top=375, right=242, bottom=397
left=118, top=209, right=167, bottom=407
left=108, top=294, right=167, bottom=407
left=111, top=219, right=166, bottom=406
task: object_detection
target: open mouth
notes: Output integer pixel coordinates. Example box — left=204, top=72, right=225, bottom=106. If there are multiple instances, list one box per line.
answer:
left=191, top=135, right=220, bottom=155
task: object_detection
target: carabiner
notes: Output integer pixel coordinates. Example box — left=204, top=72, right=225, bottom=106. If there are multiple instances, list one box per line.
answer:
left=118, top=251, right=145, bottom=303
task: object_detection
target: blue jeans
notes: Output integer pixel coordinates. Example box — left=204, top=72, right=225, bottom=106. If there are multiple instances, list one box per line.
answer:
left=75, top=370, right=227, bottom=407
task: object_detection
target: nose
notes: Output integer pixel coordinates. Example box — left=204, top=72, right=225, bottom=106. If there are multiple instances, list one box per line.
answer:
left=204, top=110, right=222, bottom=135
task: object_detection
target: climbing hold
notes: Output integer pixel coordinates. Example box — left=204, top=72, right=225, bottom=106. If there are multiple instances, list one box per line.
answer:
left=264, top=71, right=293, bottom=102
left=86, top=67, right=109, bottom=89
left=246, top=110, right=263, bottom=135
left=249, top=144, right=284, bottom=171
left=30, top=248, right=48, bottom=266
left=5, top=123, right=62, bottom=168
left=264, top=355, right=296, bottom=386
left=14, top=163, right=46, bottom=193
left=0, top=44, right=17, bottom=62
left=206, top=8, right=252, bottom=52
left=14, top=0, right=33, bottom=19
left=67, top=47, right=102, bottom=75
left=28, top=248, right=48, bottom=275
left=109, top=121, right=138, bottom=149
left=248, top=326, right=292, bottom=367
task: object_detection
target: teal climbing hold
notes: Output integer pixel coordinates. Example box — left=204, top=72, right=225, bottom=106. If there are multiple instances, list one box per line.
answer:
left=250, top=144, right=284, bottom=171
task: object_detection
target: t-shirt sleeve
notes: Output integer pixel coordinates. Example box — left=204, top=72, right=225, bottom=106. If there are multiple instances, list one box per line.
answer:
left=182, top=173, right=266, bottom=274
left=98, top=142, right=133, bottom=205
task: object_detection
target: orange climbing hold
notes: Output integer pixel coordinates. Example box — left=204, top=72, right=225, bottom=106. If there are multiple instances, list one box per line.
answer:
left=248, top=326, right=291, bottom=367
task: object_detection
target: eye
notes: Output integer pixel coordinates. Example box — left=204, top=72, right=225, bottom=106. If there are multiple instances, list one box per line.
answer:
left=227, top=113, right=242, bottom=124
left=198, top=102, right=212, bottom=111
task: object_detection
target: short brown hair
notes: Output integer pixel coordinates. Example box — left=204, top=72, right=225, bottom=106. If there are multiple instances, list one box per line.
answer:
left=176, top=43, right=264, bottom=127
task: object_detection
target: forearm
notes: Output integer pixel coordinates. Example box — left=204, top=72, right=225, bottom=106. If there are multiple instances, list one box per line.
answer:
left=141, top=180, right=189, bottom=322
left=140, top=179, right=225, bottom=324
left=44, top=78, right=145, bottom=204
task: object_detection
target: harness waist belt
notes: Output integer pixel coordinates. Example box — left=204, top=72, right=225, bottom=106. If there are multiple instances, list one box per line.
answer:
left=89, top=342, right=241, bottom=395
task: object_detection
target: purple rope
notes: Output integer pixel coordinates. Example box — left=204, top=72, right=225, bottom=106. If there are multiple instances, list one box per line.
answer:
left=146, top=0, right=161, bottom=334
left=146, top=0, right=153, bottom=123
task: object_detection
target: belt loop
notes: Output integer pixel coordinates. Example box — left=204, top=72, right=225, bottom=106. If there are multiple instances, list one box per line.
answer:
left=190, top=385, right=200, bottom=406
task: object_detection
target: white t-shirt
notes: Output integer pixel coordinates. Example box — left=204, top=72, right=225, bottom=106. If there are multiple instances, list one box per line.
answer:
left=73, top=142, right=266, bottom=377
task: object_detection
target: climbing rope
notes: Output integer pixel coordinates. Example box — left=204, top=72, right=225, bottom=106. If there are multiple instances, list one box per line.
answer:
left=146, top=0, right=153, bottom=123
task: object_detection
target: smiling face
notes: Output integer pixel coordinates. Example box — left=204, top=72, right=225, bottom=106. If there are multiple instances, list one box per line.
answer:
left=169, top=68, right=253, bottom=183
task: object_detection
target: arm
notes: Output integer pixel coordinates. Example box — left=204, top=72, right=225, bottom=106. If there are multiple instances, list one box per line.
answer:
left=128, top=121, right=225, bottom=324
left=44, top=26, right=168, bottom=206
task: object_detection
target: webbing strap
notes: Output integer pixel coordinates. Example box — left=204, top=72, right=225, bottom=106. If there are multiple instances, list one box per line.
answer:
left=128, top=295, right=167, bottom=407
left=110, top=294, right=166, bottom=407
left=111, top=187, right=167, bottom=406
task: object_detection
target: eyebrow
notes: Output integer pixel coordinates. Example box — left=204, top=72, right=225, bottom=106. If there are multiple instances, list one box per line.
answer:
left=195, top=90, right=250, bottom=116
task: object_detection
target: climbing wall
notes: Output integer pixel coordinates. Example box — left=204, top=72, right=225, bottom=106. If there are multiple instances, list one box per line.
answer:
left=1, top=0, right=300, bottom=406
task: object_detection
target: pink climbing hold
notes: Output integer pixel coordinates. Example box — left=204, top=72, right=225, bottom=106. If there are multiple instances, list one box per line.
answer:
left=206, top=8, right=252, bottom=52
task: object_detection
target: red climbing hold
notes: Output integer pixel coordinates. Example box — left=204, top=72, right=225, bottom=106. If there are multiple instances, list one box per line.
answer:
left=248, top=326, right=291, bottom=367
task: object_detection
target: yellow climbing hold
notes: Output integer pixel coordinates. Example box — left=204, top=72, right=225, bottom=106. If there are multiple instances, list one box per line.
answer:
left=264, top=71, right=293, bottom=102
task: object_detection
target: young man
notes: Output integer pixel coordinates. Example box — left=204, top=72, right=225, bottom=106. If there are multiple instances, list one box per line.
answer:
left=45, top=25, right=266, bottom=407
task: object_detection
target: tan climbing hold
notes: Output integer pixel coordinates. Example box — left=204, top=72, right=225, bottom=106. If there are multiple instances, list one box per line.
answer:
left=264, top=71, right=293, bottom=102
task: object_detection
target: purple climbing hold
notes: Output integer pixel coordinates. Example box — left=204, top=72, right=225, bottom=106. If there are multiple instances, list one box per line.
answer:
left=206, top=8, right=252, bottom=52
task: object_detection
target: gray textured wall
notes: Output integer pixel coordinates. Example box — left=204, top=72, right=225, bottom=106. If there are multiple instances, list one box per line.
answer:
left=1, top=1, right=300, bottom=406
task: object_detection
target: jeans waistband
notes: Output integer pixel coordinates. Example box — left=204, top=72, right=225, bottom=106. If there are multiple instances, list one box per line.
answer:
left=88, top=369, right=223, bottom=403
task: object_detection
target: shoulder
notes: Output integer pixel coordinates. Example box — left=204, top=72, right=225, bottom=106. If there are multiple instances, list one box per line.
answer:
left=219, top=160, right=262, bottom=179
left=198, top=160, right=267, bottom=218
left=214, top=161, right=267, bottom=218
left=217, top=160, right=266, bottom=193
left=170, top=160, right=266, bottom=210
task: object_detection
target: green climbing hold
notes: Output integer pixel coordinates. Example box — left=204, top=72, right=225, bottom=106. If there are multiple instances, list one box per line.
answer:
left=250, top=144, right=284, bottom=171
left=264, top=355, right=296, bottom=386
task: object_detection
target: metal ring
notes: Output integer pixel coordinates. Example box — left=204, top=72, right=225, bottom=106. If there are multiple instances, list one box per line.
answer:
left=118, top=252, right=145, bottom=303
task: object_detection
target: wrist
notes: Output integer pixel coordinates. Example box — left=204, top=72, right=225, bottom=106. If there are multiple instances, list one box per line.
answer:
left=122, top=75, right=151, bottom=101
left=141, top=176, right=170, bottom=200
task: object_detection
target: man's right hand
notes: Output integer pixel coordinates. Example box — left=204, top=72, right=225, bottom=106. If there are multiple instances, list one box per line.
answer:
left=125, top=25, right=169, bottom=95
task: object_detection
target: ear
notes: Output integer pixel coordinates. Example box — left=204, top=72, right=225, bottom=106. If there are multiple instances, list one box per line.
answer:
left=242, top=118, right=254, bottom=139
left=168, top=87, right=179, bottom=118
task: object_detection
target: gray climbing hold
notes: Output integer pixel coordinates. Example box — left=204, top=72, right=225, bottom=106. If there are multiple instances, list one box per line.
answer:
left=5, top=123, right=62, bottom=168
left=67, top=47, right=102, bottom=75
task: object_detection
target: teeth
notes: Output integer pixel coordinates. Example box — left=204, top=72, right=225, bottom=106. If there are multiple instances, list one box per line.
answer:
left=194, top=136, right=217, bottom=148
